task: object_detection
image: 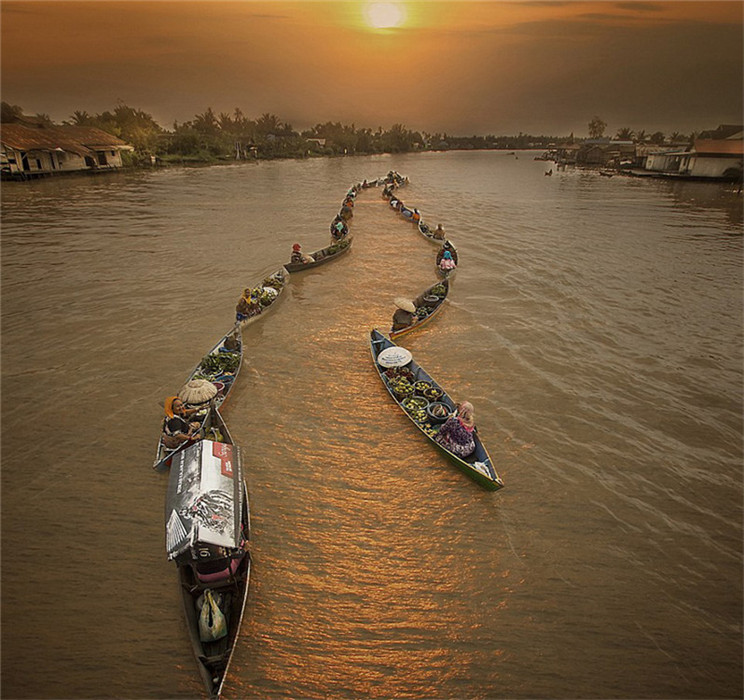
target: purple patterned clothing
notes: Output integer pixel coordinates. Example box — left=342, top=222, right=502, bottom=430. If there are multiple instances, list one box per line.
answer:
left=435, top=415, right=475, bottom=458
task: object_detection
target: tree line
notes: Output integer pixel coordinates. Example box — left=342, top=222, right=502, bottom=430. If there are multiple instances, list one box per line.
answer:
left=1, top=101, right=701, bottom=164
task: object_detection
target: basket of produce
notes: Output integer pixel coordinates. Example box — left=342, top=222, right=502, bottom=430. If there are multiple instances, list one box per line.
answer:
left=402, top=396, right=428, bottom=412
left=426, top=401, right=452, bottom=424
left=384, top=367, right=415, bottom=383
left=423, top=386, right=444, bottom=402
left=414, top=380, right=432, bottom=396
left=422, top=294, right=439, bottom=307
left=389, top=376, right=414, bottom=400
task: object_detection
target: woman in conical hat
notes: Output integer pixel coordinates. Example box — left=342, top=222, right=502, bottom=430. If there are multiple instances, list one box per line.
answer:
left=392, top=297, right=416, bottom=331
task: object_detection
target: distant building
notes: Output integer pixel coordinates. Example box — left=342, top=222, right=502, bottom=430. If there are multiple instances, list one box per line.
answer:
left=679, top=139, right=743, bottom=179
left=576, top=139, right=635, bottom=166
left=644, top=147, right=688, bottom=173
left=1, top=123, right=133, bottom=179
left=305, top=138, right=326, bottom=148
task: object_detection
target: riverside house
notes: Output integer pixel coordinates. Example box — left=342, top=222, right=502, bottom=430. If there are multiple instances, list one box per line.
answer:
left=1, top=122, right=133, bottom=180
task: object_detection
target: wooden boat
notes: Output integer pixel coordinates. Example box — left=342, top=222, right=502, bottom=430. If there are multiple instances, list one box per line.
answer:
left=389, top=278, right=450, bottom=340
left=235, top=268, right=289, bottom=329
left=283, top=236, right=353, bottom=273
left=153, top=327, right=243, bottom=471
left=369, top=329, right=504, bottom=491
left=418, top=221, right=446, bottom=245
left=165, top=413, right=251, bottom=699
left=435, top=241, right=459, bottom=279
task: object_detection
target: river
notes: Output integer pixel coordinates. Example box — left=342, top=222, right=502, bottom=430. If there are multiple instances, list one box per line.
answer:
left=1, top=151, right=742, bottom=699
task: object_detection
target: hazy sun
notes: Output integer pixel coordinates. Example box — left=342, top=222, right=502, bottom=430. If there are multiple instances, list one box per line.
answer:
left=364, top=2, right=405, bottom=29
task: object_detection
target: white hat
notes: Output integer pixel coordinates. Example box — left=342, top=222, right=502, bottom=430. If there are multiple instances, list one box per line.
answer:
left=178, top=378, right=217, bottom=405
left=394, top=297, right=416, bottom=313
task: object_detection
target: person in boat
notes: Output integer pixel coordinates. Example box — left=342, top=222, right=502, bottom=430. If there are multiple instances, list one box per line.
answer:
left=392, top=298, right=416, bottom=331
left=439, top=249, right=456, bottom=272
left=290, top=243, right=313, bottom=265
left=433, top=224, right=446, bottom=240
left=434, top=401, right=476, bottom=458
left=162, top=396, right=203, bottom=449
left=236, top=288, right=261, bottom=321
left=436, top=240, right=457, bottom=266
left=412, top=209, right=421, bottom=223
left=331, top=218, right=348, bottom=240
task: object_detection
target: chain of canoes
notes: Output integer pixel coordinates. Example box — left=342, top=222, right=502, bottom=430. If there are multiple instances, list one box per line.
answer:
left=156, top=169, right=503, bottom=700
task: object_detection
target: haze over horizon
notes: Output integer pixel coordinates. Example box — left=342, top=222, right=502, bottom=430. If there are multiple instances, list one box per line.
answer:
left=1, top=0, right=742, bottom=138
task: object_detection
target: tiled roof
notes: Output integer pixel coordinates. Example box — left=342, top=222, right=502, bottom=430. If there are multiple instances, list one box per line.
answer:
left=0, top=123, right=131, bottom=156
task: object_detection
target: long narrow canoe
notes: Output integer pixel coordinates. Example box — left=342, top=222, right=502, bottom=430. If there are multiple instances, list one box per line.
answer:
left=236, top=268, right=289, bottom=329
left=153, top=327, right=243, bottom=471
left=418, top=221, right=446, bottom=245
left=389, top=278, right=450, bottom=340
left=165, top=413, right=251, bottom=698
left=369, top=329, right=504, bottom=491
left=283, top=236, right=353, bottom=273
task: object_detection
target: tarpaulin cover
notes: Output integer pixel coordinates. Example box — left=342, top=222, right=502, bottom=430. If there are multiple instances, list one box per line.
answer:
left=165, top=440, right=243, bottom=560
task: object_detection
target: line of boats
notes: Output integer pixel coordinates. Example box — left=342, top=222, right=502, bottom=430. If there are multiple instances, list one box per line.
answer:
left=154, top=169, right=502, bottom=698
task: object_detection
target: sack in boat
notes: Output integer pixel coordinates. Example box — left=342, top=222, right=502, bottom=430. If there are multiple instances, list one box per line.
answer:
left=198, top=589, right=227, bottom=642
left=162, top=434, right=183, bottom=450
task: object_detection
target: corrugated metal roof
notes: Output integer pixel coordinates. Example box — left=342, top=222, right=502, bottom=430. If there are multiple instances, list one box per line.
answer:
left=0, top=124, right=131, bottom=156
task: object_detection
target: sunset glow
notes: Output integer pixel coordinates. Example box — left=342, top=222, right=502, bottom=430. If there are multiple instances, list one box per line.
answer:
left=364, top=2, right=405, bottom=29
left=0, top=1, right=741, bottom=136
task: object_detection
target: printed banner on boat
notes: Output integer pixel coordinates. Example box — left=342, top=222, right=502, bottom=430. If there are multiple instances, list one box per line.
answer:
left=165, top=440, right=242, bottom=559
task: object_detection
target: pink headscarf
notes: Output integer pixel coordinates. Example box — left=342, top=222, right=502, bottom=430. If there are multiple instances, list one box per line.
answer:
left=458, top=401, right=475, bottom=429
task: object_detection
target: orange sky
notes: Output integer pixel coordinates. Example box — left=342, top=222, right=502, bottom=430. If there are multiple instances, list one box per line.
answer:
left=1, top=1, right=742, bottom=136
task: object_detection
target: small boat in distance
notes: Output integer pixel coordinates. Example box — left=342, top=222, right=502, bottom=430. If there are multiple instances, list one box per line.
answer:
left=418, top=221, right=446, bottom=245
left=369, top=329, right=504, bottom=491
left=235, top=268, right=289, bottom=329
left=283, top=236, right=353, bottom=273
left=165, top=416, right=251, bottom=699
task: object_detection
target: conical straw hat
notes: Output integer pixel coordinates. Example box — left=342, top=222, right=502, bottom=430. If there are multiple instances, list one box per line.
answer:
left=178, top=378, right=217, bottom=405
left=394, top=297, right=416, bottom=313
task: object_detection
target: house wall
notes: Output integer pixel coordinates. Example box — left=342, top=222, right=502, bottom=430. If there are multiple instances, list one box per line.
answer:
left=1, top=146, right=125, bottom=177
left=685, top=155, right=743, bottom=178
left=645, top=153, right=683, bottom=172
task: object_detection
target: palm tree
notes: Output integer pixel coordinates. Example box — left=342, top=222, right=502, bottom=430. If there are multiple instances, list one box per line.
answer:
left=69, top=110, right=92, bottom=125
left=634, top=129, right=647, bottom=144
left=616, top=127, right=634, bottom=140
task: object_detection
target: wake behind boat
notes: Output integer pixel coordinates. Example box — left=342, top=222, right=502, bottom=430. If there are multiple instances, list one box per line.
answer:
left=369, top=329, right=504, bottom=491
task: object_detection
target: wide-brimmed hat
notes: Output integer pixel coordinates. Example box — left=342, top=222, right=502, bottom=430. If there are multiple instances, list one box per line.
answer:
left=178, top=378, right=217, bottom=405
left=394, top=297, right=416, bottom=313
left=292, top=243, right=301, bottom=251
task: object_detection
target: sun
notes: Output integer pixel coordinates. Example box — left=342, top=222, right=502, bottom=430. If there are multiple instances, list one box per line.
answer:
left=364, top=2, right=406, bottom=29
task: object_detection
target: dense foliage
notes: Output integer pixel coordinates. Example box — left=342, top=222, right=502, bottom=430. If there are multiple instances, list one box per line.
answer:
left=1, top=101, right=702, bottom=164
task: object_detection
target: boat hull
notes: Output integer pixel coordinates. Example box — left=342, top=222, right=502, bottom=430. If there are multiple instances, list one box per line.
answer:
left=369, top=329, right=504, bottom=490
left=389, top=279, right=450, bottom=340
left=283, top=236, right=353, bottom=273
